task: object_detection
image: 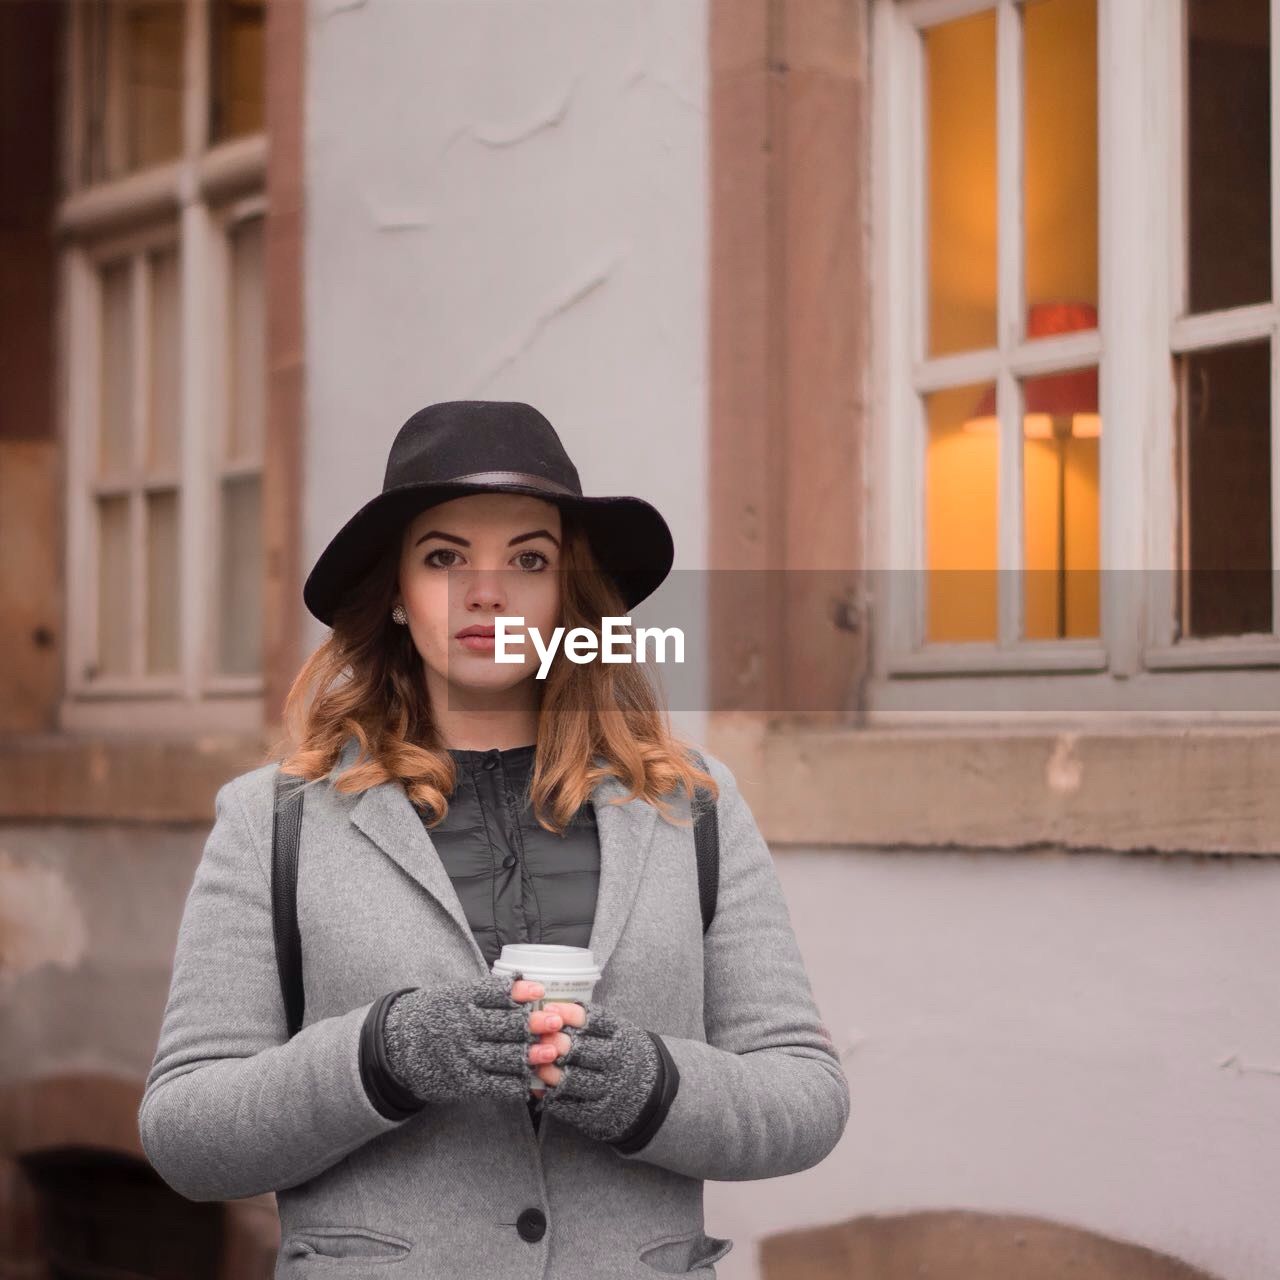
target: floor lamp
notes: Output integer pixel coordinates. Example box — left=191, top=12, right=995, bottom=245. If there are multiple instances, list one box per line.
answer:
left=962, top=301, right=1100, bottom=638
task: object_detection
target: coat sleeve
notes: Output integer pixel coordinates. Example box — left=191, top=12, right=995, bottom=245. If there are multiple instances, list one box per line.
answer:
left=614, top=753, right=851, bottom=1181
left=137, top=773, right=408, bottom=1202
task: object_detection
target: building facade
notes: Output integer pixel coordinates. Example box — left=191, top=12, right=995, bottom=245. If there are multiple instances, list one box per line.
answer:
left=1, top=1, right=1278, bottom=1277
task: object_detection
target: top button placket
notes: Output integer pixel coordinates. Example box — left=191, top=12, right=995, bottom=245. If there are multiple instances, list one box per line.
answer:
left=474, top=750, right=532, bottom=942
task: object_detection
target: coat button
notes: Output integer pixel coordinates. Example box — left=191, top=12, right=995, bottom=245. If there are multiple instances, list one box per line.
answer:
left=502, top=854, right=517, bottom=868
left=516, top=1207, right=546, bottom=1242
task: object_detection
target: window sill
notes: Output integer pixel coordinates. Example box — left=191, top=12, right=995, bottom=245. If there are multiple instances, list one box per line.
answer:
left=883, top=640, right=1107, bottom=677
left=58, top=691, right=264, bottom=737
left=0, top=731, right=272, bottom=823
left=723, top=718, right=1280, bottom=856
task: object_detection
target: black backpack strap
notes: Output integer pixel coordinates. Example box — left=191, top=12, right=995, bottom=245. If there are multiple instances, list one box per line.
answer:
left=687, top=750, right=720, bottom=936
left=271, top=769, right=306, bottom=1039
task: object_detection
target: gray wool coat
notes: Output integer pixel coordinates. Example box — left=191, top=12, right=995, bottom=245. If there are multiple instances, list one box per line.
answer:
left=138, top=736, right=850, bottom=1279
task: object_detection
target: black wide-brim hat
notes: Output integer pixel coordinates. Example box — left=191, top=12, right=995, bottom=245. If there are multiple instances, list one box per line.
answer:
left=303, top=400, right=675, bottom=627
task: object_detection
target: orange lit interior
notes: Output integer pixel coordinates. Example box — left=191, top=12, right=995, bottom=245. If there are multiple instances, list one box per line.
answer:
left=924, top=0, right=1100, bottom=644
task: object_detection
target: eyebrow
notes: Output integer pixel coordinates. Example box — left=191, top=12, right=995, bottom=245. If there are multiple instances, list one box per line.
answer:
left=414, top=528, right=561, bottom=550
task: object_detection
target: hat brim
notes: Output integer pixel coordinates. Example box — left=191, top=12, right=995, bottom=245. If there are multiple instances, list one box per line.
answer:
left=303, top=480, right=674, bottom=627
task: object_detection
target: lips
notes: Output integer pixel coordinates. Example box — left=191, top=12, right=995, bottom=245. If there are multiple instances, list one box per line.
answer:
left=456, top=625, right=496, bottom=639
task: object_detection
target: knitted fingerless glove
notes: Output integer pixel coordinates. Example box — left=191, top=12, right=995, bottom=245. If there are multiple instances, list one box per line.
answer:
left=381, top=971, right=537, bottom=1106
left=538, top=1003, right=663, bottom=1144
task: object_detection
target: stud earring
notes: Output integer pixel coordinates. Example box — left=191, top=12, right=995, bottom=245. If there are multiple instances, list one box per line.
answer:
left=391, top=604, right=408, bottom=624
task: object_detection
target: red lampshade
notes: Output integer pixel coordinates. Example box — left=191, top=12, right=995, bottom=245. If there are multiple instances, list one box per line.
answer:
left=970, top=301, right=1099, bottom=418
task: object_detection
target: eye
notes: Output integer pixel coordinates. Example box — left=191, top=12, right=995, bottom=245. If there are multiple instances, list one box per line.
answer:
left=425, top=547, right=550, bottom=571
left=425, top=548, right=462, bottom=568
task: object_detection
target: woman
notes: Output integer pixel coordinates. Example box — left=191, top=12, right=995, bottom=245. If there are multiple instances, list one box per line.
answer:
left=138, top=401, right=849, bottom=1279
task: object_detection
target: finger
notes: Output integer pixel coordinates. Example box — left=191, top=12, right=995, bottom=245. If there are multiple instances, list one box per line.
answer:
left=466, top=1038, right=532, bottom=1080
left=529, top=1008, right=565, bottom=1034
left=534, top=1030, right=572, bottom=1056
left=540, top=1001, right=587, bottom=1027
left=528, top=1041, right=560, bottom=1066
left=470, top=1004, right=534, bottom=1044
left=558, top=1032, right=614, bottom=1072
left=577, top=1005, right=618, bottom=1038
left=548, top=1061, right=607, bottom=1101
left=470, top=974, right=523, bottom=1009
left=480, top=972, right=546, bottom=1006
left=534, top=1062, right=563, bottom=1087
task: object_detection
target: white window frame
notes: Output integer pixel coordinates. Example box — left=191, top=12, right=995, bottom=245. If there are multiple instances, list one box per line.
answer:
left=208, top=192, right=268, bottom=691
left=58, top=0, right=267, bottom=735
left=868, top=0, right=1280, bottom=722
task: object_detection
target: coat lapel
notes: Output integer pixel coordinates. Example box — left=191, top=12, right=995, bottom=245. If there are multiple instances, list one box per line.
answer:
left=583, top=766, right=660, bottom=980
left=345, top=749, right=487, bottom=972
left=339, top=737, right=660, bottom=980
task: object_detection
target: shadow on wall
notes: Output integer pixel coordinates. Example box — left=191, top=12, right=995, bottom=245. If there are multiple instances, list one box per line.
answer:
left=761, top=1210, right=1222, bottom=1280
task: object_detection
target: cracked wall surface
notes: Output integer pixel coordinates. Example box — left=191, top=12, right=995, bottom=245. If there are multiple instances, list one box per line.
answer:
left=301, top=0, right=710, bottom=668
left=0, top=824, right=208, bottom=1086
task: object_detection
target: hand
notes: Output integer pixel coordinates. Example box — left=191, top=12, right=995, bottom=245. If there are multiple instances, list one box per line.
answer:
left=527, top=1000, right=584, bottom=1086
left=382, top=971, right=548, bottom=1106
left=530, top=1001, right=663, bottom=1144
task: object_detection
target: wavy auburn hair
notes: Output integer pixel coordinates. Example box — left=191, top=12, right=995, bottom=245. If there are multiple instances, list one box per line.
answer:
left=264, top=502, right=717, bottom=834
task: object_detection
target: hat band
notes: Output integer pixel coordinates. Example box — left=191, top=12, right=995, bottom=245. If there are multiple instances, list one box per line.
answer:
left=444, top=469, right=580, bottom=497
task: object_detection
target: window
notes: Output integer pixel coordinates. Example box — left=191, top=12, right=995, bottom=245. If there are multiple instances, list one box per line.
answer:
left=60, top=0, right=266, bottom=734
left=1171, top=0, right=1273, bottom=642
left=216, top=212, right=266, bottom=678
left=210, top=0, right=266, bottom=143
left=870, top=0, right=1279, bottom=717
left=86, top=236, right=183, bottom=684
left=77, top=0, right=186, bottom=183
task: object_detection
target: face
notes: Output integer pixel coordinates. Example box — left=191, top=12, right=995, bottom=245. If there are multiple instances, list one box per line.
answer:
left=395, top=492, right=563, bottom=700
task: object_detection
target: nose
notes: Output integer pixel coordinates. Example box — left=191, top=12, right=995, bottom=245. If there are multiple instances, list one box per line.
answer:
left=456, top=566, right=509, bottom=613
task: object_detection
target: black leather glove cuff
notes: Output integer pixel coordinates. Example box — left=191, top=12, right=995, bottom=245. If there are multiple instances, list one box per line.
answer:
left=359, top=987, right=428, bottom=1121
left=609, top=1032, right=680, bottom=1154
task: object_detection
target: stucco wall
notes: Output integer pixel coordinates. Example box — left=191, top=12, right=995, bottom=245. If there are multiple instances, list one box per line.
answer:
left=302, top=0, right=710, bottom=707
left=712, top=849, right=1280, bottom=1280
left=0, top=824, right=206, bottom=1086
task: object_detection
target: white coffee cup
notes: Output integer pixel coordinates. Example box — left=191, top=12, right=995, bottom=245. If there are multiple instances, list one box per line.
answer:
left=492, top=944, right=601, bottom=1096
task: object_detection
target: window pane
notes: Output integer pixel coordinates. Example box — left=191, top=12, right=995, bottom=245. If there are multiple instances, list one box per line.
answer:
left=926, top=382, right=998, bottom=642
left=925, top=10, right=997, bottom=357
left=1186, top=0, right=1271, bottom=313
left=218, top=474, right=261, bottom=674
left=1024, top=0, right=1098, bottom=333
left=81, top=0, right=185, bottom=181
left=97, top=494, right=132, bottom=677
left=228, top=216, right=265, bottom=463
left=210, top=0, right=265, bottom=142
left=100, top=259, right=134, bottom=475
left=147, top=246, right=181, bottom=472
left=1021, top=366, right=1101, bottom=640
left=125, top=1, right=185, bottom=172
left=1179, top=341, right=1272, bottom=637
left=146, top=488, right=180, bottom=674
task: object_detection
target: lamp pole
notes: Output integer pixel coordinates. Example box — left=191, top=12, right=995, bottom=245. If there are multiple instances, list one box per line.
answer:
left=1052, top=414, right=1072, bottom=637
